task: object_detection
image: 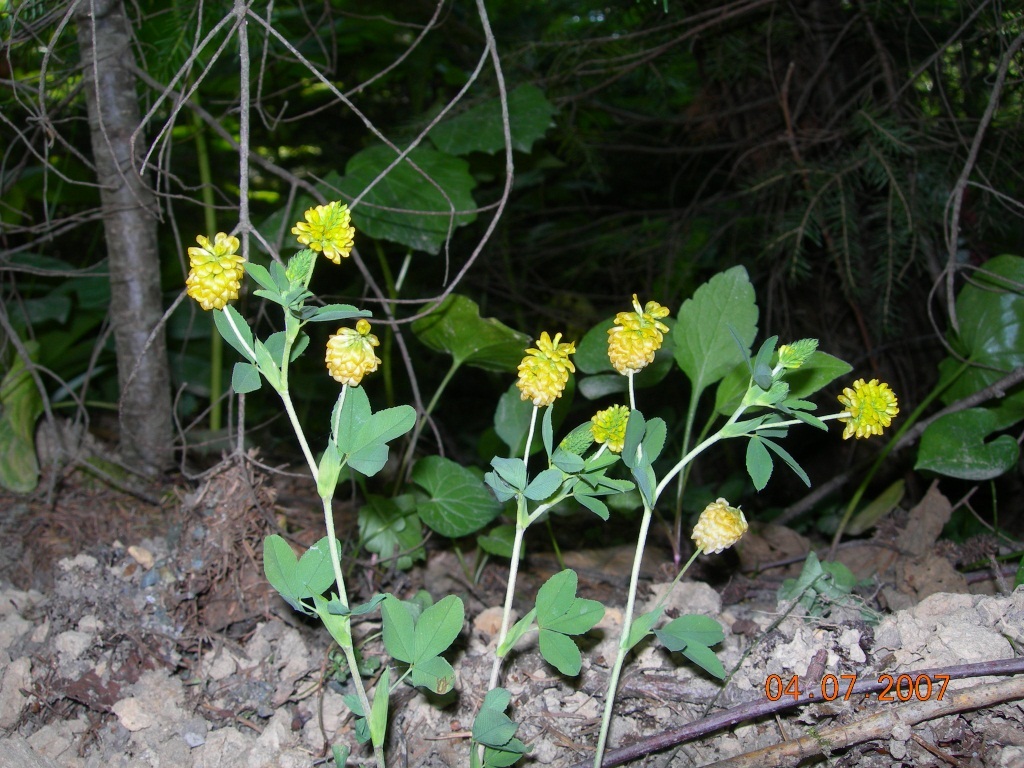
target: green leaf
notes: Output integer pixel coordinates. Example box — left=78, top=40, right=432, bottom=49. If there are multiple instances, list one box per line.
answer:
left=0, top=346, right=42, bottom=493
left=317, top=442, right=342, bottom=498
left=654, top=614, right=725, bottom=650
left=680, top=643, right=726, bottom=679
left=916, top=408, right=1019, bottom=480
left=477, top=524, right=518, bottom=559
left=359, top=495, right=424, bottom=570
left=1014, top=554, right=1024, bottom=590
left=536, top=570, right=579, bottom=625
left=336, top=392, right=415, bottom=477
left=674, top=266, right=758, bottom=400
left=381, top=595, right=416, bottom=663
left=542, top=598, right=604, bottom=636
left=538, top=629, right=582, bottom=676
left=621, top=409, right=647, bottom=470
left=415, top=594, right=465, bottom=660
left=784, top=351, right=853, bottom=399
left=429, top=84, right=557, bottom=155
left=252, top=339, right=282, bottom=389
left=762, top=437, right=810, bottom=487
left=641, top=417, right=667, bottom=463
left=410, top=654, right=457, bottom=694
left=496, top=608, right=537, bottom=657
left=625, top=608, right=664, bottom=651
left=213, top=306, right=256, bottom=362
left=575, top=493, right=609, bottom=520
left=524, top=467, right=564, bottom=501
left=331, top=744, right=350, bottom=768
left=473, top=688, right=517, bottom=747
left=310, top=304, right=370, bottom=324
left=493, top=383, right=534, bottom=455
left=368, top=666, right=390, bottom=748
left=411, top=294, right=530, bottom=371
left=244, top=262, right=276, bottom=292
left=314, top=595, right=353, bottom=648
left=338, top=145, right=477, bottom=254
left=263, top=535, right=304, bottom=612
left=745, top=436, right=773, bottom=491
left=294, top=536, right=339, bottom=598
left=490, top=457, right=527, bottom=491
left=412, top=456, right=503, bottom=537
left=847, top=480, right=905, bottom=536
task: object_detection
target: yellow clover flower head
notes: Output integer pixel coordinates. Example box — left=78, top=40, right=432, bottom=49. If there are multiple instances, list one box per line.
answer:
left=591, top=405, right=630, bottom=453
left=292, top=201, right=355, bottom=264
left=186, top=232, right=244, bottom=311
left=326, top=318, right=381, bottom=387
left=516, top=332, right=576, bottom=407
left=692, top=498, right=748, bottom=555
left=607, top=294, right=671, bottom=375
left=777, top=338, right=818, bottom=370
left=837, top=378, right=899, bottom=440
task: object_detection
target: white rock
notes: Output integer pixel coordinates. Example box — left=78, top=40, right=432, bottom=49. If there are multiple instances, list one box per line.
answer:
left=0, top=656, right=31, bottom=729
left=113, top=697, right=154, bottom=731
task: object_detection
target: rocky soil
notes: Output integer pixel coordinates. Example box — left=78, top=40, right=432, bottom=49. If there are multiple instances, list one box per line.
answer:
left=1, top=464, right=1023, bottom=768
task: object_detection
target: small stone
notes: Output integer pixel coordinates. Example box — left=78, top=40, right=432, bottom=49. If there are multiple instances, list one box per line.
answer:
left=77, top=615, right=104, bottom=634
left=180, top=717, right=208, bottom=748
left=127, top=546, right=155, bottom=570
left=54, top=630, right=93, bottom=663
left=473, top=607, right=506, bottom=638
left=112, top=697, right=153, bottom=731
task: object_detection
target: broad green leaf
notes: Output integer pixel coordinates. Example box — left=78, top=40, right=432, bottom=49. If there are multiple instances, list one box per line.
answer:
left=415, top=594, right=465, bottom=660
left=381, top=595, right=416, bottom=663
left=410, top=654, right=456, bottom=694
left=213, top=306, right=256, bottom=362
left=784, top=351, right=853, bottom=399
left=345, top=403, right=416, bottom=477
left=245, top=262, right=276, bottom=292
left=490, top=456, right=527, bottom=491
left=714, top=362, right=750, bottom=415
left=578, top=373, right=627, bottom=400
left=338, top=144, right=477, bottom=254
left=477, top=524, right=518, bottom=559
left=538, top=629, right=582, bottom=676
left=575, top=493, right=609, bottom=520
left=359, top=495, right=424, bottom=570
left=494, top=384, right=532, bottom=454
left=263, top=535, right=304, bottom=611
left=413, top=456, right=503, bottom=537
left=940, top=255, right=1024, bottom=413
left=331, top=745, right=350, bottom=768
left=411, top=294, right=530, bottom=371
left=294, top=536, right=338, bottom=598
left=674, top=266, right=758, bottom=399
left=252, top=339, right=282, bottom=389
left=654, top=614, right=725, bottom=650
left=473, top=689, right=516, bottom=746
left=536, top=570, right=578, bottom=625
left=428, top=84, right=557, bottom=155
left=369, top=666, right=390, bottom=748
left=232, top=362, right=262, bottom=393
left=552, top=448, right=585, bottom=474
left=621, top=409, right=647, bottom=470
left=542, top=599, right=604, bottom=636
left=745, top=436, right=773, bottom=491
left=0, top=346, right=42, bottom=493
left=681, top=643, right=726, bottom=679
left=1015, top=555, right=1024, bottom=590
left=641, top=417, right=667, bottom=463
left=524, top=468, right=564, bottom=501
left=916, top=408, right=1019, bottom=480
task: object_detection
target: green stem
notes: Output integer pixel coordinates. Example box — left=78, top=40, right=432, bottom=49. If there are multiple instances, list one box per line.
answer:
left=593, top=501, right=655, bottom=767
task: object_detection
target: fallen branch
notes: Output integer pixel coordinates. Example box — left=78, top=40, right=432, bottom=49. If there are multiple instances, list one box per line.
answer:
left=576, top=656, right=1024, bottom=768
left=705, top=674, right=1024, bottom=768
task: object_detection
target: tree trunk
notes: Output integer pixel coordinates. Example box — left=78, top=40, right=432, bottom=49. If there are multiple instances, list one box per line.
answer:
left=75, top=0, right=173, bottom=473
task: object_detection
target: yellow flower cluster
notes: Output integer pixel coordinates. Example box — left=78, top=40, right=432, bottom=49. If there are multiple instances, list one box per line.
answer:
left=292, top=201, right=355, bottom=264
left=691, top=498, right=748, bottom=554
left=837, top=378, right=899, bottom=440
left=591, top=405, right=630, bottom=453
left=607, top=295, right=671, bottom=375
left=326, top=319, right=381, bottom=387
left=186, top=232, right=245, bottom=311
left=516, top=332, right=576, bottom=407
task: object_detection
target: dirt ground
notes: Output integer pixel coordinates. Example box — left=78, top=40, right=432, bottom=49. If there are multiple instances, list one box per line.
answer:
left=1, top=458, right=1023, bottom=768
